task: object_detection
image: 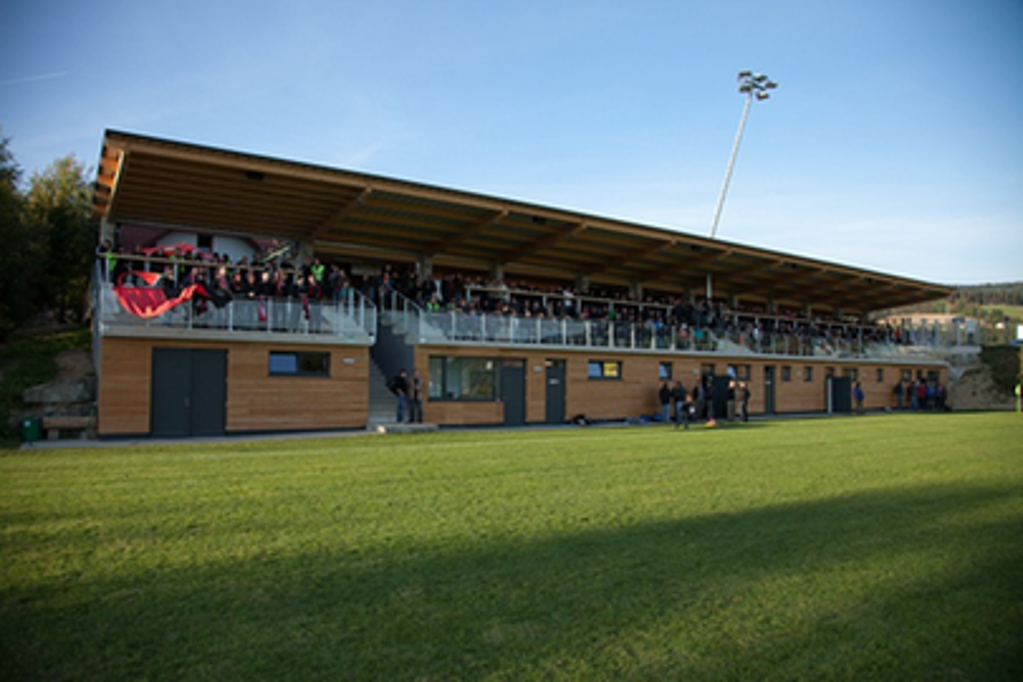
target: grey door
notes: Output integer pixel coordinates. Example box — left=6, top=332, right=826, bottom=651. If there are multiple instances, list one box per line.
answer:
left=711, top=375, right=731, bottom=420
left=763, top=365, right=776, bottom=415
left=500, top=360, right=526, bottom=426
left=151, top=348, right=227, bottom=437
left=830, top=376, right=852, bottom=413
left=545, top=360, right=566, bottom=424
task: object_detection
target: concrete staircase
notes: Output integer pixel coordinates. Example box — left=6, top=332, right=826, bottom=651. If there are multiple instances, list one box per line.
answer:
left=367, top=359, right=397, bottom=428
left=366, top=359, right=438, bottom=433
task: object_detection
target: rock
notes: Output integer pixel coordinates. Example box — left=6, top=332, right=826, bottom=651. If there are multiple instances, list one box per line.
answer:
left=23, top=377, right=96, bottom=405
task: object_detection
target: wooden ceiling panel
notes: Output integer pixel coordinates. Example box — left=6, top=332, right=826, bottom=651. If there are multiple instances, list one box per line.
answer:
left=94, top=129, right=952, bottom=313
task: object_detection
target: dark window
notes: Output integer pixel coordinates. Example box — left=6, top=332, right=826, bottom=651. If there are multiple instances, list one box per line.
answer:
left=876, top=368, right=884, bottom=383
left=781, top=366, right=792, bottom=382
left=659, top=362, right=673, bottom=380
left=269, top=351, right=330, bottom=377
left=804, top=366, right=814, bottom=382
left=429, top=356, right=498, bottom=400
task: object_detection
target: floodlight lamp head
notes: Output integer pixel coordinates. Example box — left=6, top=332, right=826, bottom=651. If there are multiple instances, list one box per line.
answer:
left=739, top=84, right=752, bottom=94
left=754, top=73, right=767, bottom=82
left=738, top=70, right=753, bottom=80
left=756, top=91, right=770, bottom=100
left=765, top=81, right=778, bottom=89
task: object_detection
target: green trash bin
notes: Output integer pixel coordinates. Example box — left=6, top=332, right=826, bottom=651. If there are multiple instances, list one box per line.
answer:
left=22, top=416, right=41, bottom=444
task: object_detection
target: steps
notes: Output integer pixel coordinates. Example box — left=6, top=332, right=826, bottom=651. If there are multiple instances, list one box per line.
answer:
left=367, top=359, right=397, bottom=428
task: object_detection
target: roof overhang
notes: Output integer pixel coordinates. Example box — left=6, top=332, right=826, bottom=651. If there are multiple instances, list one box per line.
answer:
left=93, top=129, right=952, bottom=313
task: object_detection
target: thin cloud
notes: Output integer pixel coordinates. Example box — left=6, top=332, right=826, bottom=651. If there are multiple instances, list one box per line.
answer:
left=0, top=71, right=68, bottom=87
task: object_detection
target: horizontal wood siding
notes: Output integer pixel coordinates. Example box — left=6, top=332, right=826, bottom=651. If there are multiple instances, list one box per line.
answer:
left=415, top=345, right=946, bottom=426
left=97, top=338, right=368, bottom=436
left=226, top=345, right=368, bottom=432
left=97, top=338, right=152, bottom=435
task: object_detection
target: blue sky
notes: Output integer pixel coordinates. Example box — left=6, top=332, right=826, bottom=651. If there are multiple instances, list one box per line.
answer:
left=2, top=0, right=1021, bottom=285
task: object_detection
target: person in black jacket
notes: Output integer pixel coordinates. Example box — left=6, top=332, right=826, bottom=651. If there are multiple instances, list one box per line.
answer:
left=658, top=381, right=671, bottom=423
left=390, top=369, right=409, bottom=423
left=671, top=381, right=689, bottom=430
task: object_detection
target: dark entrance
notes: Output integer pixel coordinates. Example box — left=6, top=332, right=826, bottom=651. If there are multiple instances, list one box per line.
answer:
left=545, top=359, right=566, bottom=424
left=151, top=348, right=227, bottom=438
left=500, top=359, right=526, bottom=426
left=711, top=375, right=731, bottom=421
left=829, top=376, right=852, bottom=413
left=763, top=365, right=776, bottom=415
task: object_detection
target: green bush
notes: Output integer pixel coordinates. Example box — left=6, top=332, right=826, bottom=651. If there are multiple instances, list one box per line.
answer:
left=979, top=345, right=1021, bottom=396
left=0, top=326, right=90, bottom=442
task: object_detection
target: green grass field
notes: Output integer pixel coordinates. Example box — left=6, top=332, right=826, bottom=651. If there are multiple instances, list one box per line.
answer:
left=2, top=413, right=1021, bottom=680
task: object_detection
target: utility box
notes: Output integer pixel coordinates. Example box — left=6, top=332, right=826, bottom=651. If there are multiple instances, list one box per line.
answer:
left=22, top=416, right=41, bottom=444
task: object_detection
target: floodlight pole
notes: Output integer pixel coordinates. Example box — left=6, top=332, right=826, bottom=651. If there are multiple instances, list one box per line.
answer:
left=709, top=71, right=776, bottom=240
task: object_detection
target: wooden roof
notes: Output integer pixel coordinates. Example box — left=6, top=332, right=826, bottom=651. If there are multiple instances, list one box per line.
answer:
left=93, top=129, right=951, bottom=313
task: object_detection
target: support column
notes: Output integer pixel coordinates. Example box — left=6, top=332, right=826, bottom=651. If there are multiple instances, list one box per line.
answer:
left=630, top=278, right=643, bottom=300
left=418, top=255, right=434, bottom=285
left=100, top=219, right=117, bottom=245
left=295, top=241, right=314, bottom=268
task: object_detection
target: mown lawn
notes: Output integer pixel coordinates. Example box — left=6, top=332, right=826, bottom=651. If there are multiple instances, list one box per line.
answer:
left=2, top=413, right=1021, bottom=680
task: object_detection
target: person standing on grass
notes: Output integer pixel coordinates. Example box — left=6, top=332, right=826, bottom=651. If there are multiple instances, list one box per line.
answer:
left=740, top=381, right=751, bottom=422
left=726, top=380, right=737, bottom=422
left=853, top=381, right=865, bottom=414
left=671, top=381, right=687, bottom=430
left=658, top=381, right=671, bottom=423
left=409, top=369, right=424, bottom=423
left=892, top=380, right=904, bottom=411
left=693, top=379, right=706, bottom=423
left=389, top=369, right=409, bottom=423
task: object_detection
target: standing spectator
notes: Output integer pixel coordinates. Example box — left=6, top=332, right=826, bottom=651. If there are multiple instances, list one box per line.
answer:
left=389, top=369, right=409, bottom=423
left=740, top=381, right=751, bottom=422
left=671, top=381, right=687, bottom=429
left=853, top=381, right=865, bottom=414
left=409, top=369, right=424, bottom=423
left=892, top=380, right=904, bottom=411
left=726, top=380, right=737, bottom=422
left=658, top=381, right=671, bottom=423
left=693, top=380, right=706, bottom=423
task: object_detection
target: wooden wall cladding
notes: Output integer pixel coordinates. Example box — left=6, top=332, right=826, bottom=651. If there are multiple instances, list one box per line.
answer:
left=414, top=345, right=946, bottom=425
left=97, top=338, right=368, bottom=436
left=97, top=337, right=152, bottom=435
left=225, top=345, right=368, bottom=432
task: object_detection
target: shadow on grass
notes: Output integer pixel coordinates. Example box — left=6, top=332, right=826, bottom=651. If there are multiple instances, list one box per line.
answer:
left=3, top=483, right=1021, bottom=681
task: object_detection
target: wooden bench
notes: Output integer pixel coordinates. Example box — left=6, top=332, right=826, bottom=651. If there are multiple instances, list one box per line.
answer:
left=41, top=415, right=96, bottom=441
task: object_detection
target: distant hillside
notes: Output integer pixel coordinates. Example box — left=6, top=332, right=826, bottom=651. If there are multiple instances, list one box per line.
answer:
left=894, top=282, right=1023, bottom=323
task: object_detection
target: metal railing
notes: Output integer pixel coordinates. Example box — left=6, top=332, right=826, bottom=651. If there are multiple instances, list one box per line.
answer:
left=95, top=269, right=377, bottom=344
left=376, top=292, right=966, bottom=361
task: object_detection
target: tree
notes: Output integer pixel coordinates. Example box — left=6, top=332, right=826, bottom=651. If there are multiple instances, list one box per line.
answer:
left=0, top=131, right=30, bottom=337
left=22, top=155, right=96, bottom=325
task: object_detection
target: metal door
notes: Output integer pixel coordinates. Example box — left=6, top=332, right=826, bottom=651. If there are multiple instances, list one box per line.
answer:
left=763, top=365, right=776, bottom=415
left=830, top=376, right=852, bottom=413
left=711, top=375, right=731, bottom=420
left=500, top=360, right=526, bottom=426
left=152, top=349, right=191, bottom=437
left=151, top=348, right=227, bottom=437
left=545, top=359, right=566, bottom=424
left=189, top=350, right=227, bottom=436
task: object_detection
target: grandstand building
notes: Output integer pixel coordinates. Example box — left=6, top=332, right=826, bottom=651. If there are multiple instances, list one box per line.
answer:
left=91, top=130, right=951, bottom=438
